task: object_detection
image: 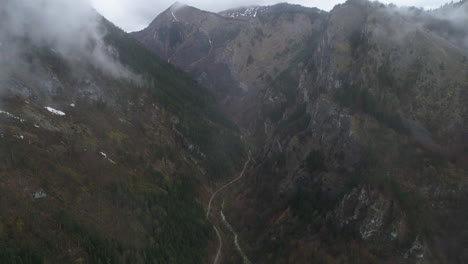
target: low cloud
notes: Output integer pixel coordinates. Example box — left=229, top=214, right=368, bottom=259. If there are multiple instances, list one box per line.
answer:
left=383, top=0, right=468, bottom=50
left=431, top=1, right=468, bottom=49
left=92, top=0, right=341, bottom=32
left=91, top=0, right=455, bottom=32
left=0, top=0, right=137, bottom=82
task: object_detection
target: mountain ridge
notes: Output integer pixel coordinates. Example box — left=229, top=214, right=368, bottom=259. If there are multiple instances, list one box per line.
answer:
left=131, top=2, right=325, bottom=131
left=0, top=0, right=466, bottom=262
left=0, top=2, right=247, bottom=262
left=133, top=0, right=468, bottom=263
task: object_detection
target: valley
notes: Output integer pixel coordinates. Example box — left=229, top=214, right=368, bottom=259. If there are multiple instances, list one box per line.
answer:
left=0, top=0, right=467, bottom=263
left=133, top=0, right=468, bottom=263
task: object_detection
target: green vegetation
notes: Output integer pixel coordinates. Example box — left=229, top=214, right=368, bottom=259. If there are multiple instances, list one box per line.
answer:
left=106, top=18, right=246, bottom=261
left=377, top=65, right=395, bottom=89
left=0, top=245, right=42, bottom=264
left=168, top=24, right=184, bottom=48
left=349, top=30, right=368, bottom=58
left=271, top=71, right=299, bottom=105
left=122, top=176, right=212, bottom=264
left=0, top=17, right=246, bottom=263
left=254, top=28, right=264, bottom=39
left=181, top=117, right=245, bottom=179
left=260, top=69, right=302, bottom=126
left=0, top=122, right=215, bottom=263
left=347, top=139, right=441, bottom=238
left=305, top=150, right=326, bottom=172
left=291, top=34, right=321, bottom=66
left=210, top=28, right=241, bottom=47
left=261, top=102, right=286, bottom=123
left=103, top=19, right=216, bottom=116
left=276, top=104, right=311, bottom=139
left=335, top=85, right=408, bottom=133
left=247, top=55, right=254, bottom=66
left=106, top=18, right=246, bottom=174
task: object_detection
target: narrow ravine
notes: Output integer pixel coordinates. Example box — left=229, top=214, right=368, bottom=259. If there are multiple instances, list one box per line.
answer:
left=206, top=152, right=251, bottom=264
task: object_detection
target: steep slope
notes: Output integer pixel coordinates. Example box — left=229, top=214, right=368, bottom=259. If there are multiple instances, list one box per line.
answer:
left=136, top=0, right=468, bottom=263
left=132, top=3, right=326, bottom=129
left=0, top=2, right=245, bottom=263
left=227, top=1, right=468, bottom=263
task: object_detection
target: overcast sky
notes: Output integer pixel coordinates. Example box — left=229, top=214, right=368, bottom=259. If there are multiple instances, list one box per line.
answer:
left=91, top=0, right=454, bottom=32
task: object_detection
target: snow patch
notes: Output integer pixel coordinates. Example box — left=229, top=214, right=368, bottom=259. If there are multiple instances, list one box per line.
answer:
left=404, top=236, right=425, bottom=260
left=0, top=110, right=25, bottom=122
left=33, top=189, right=47, bottom=199
left=45, top=106, right=66, bottom=116
left=171, top=11, right=179, bottom=22
left=222, top=7, right=263, bottom=18
left=14, top=134, right=25, bottom=140
left=100, top=152, right=116, bottom=164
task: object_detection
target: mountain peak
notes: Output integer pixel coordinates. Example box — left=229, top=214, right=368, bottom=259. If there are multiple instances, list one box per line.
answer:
left=219, top=6, right=263, bottom=18
left=154, top=2, right=199, bottom=24
left=219, top=3, right=321, bottom=19
left=170, top=1, right=187, bottom=11
left=166, top=1, right=205, bottom=17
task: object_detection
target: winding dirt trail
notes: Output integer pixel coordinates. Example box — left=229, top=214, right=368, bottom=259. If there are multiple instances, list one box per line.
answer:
left=206, top=152, right=251, bottom=218
left=212, top=225, right=222, bottom=264
left=207, top=152, right=251, bottom=264
left=220, top=200, right=252, bottom=264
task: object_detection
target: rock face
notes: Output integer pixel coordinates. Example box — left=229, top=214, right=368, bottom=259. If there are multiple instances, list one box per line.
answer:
left=334, top=187, right=405, bottom=242
left=132, top=3, right=325, bottom=129
left=136, top=0, right=468, bottom=263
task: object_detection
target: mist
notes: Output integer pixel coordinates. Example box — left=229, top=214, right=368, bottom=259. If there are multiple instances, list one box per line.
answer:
left=91, top=0, right=455, bottom=32
left=384, top=0, right=468, bottom=50
left=430, top=1, right=468, bottom=49
left=0, top=0, right=137, bottom=83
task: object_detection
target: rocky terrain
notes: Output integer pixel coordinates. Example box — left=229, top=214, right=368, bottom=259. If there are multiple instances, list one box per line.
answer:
left=132, top=2, right=325, bottom=130
left=134, top=0, right=468, bottom=263
left=0, top=0, right=466, bottom=263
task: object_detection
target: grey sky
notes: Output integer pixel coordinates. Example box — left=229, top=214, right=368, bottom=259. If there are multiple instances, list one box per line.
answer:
left=91, top=0, right=454, bottom=32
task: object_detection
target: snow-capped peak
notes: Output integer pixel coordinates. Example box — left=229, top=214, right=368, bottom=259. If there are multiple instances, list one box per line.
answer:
left=220, top=6, right=264, bottom=18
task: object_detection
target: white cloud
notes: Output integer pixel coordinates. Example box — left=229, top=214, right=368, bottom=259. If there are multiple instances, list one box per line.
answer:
left=91, top=0, right=454, bottom=32
left=0, top=0, right=137, bottom=81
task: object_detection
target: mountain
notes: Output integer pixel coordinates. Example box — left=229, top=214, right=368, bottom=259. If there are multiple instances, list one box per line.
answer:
left=0, top=1, right=246, bottom=263
left=131, top=2, right=325, bottom=130
left=134, top=0, right=468, bottom=263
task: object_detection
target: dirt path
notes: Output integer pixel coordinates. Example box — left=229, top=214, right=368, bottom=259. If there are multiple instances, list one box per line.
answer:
left=206, top=152, right=251, bottom=218
left=212, top=225, right=222, bottom=264
left=207, top=152, right=251, bottom=264
left=220, top=200, right=252, bottom=264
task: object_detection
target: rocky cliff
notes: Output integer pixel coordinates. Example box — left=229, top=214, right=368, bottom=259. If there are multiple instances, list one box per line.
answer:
left=135, top=0, right=467, bottom=263
left=132, top=3, right=326, bottom=130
